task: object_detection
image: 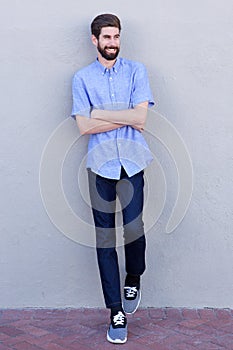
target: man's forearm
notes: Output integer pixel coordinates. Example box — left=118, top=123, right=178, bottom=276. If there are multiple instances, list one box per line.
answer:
left=76, top=115, right=124, bottom=135
left=91, top=101, right=148, bottom=127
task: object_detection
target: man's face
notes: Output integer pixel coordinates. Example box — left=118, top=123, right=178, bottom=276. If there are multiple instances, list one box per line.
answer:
left=96, top=26, right=120, bottom=61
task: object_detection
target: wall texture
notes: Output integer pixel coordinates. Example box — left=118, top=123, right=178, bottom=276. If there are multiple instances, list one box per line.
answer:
left=0, top=0, right=232, bottom=308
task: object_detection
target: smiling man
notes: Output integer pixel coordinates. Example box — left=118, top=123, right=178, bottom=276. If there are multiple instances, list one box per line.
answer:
left=71, top=13, right=154, bottom=344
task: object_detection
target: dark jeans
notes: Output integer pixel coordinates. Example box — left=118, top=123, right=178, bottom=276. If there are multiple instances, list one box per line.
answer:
left=88, top=167, right=146, bottom=308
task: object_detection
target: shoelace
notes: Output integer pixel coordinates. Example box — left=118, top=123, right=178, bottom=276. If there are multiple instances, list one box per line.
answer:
left=113, top=311, right=125, bottom=326
left=124, top=286, right=137, bottom=298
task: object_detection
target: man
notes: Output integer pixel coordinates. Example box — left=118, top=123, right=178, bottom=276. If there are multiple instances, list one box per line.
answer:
left=71, top=13, right=154, bottom=344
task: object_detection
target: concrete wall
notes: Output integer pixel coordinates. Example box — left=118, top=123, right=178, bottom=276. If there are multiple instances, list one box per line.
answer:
left=0, top=0, right=232, bottom=308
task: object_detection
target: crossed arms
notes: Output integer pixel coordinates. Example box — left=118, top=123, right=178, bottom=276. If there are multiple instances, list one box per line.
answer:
left=75, top=101, right=149, bottom=135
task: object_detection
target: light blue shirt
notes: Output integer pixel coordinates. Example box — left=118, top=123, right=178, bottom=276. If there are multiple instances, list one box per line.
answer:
left=71, top=57, right=155, bottom=179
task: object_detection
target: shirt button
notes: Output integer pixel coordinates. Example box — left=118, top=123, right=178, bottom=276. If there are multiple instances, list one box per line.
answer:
left=109, top=77, right=112, bottom=80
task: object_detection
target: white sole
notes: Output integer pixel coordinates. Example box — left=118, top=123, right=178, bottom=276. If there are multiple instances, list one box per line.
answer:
left=107, top=332, right=127, bottom=344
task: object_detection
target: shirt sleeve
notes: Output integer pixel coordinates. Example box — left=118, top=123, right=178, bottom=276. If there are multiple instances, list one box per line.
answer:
left=71, top=73, right=91, bottom=119
left=130, top=63, right=155, bottom=108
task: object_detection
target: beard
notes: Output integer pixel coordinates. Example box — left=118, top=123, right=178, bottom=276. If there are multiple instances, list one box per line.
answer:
left=97, top=42, right=120, bottom=61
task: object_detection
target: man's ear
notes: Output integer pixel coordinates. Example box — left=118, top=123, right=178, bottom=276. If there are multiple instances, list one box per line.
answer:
left=91, top=34, right=98, bottom=47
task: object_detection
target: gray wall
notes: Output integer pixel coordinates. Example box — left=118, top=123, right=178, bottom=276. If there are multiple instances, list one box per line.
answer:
left=1, top=0, right=232, bottom=308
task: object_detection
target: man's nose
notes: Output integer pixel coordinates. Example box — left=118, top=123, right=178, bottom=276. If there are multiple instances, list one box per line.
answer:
left=109, top=38, right=117, bottom=46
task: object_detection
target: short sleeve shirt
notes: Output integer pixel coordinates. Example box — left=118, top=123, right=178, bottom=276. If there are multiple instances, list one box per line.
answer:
left=71, top=57, right=155, bottom=179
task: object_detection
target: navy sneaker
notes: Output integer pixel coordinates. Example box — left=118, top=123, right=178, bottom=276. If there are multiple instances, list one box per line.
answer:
left=123, top=286, right=141, bottom=314
left=107, top=311, right=127, bottom=344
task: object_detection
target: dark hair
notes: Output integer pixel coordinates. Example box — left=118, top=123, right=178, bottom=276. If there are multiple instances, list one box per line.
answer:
left=91, top=13, right=121, bottom=39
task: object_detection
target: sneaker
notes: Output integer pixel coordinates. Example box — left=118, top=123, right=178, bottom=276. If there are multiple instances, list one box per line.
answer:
left=123, top=286, right=141, bottom=314
left=107, top=311, right=127, bottom=344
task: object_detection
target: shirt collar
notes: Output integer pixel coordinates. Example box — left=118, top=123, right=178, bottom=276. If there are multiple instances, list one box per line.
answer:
left=95, top=57, right=121, bottom=75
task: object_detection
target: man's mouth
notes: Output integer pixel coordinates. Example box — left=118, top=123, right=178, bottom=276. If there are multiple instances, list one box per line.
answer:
left=105, top=47, right=117, bottom=53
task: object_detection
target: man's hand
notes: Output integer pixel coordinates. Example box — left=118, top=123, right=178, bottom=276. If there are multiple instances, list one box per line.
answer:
left=132, top=124, right=144, bottom=132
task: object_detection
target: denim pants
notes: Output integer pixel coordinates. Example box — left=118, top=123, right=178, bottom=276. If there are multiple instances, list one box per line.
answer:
left=88, top=167, right=146, bottom=308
